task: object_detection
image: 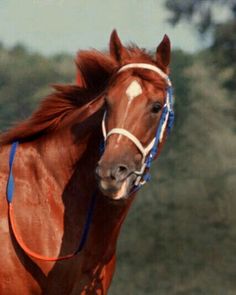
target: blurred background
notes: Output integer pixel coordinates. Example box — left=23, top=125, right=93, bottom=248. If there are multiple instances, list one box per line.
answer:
left=0, top=0, right=235, bottom=294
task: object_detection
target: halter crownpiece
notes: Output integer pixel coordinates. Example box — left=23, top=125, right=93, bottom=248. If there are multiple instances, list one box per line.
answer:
left=101, top=63, right=174, bottom=188
left=117, top=63, right=171, bottom=86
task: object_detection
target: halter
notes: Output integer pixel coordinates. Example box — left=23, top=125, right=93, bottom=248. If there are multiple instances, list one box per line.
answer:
left=102, top=63, right=174, bottom=188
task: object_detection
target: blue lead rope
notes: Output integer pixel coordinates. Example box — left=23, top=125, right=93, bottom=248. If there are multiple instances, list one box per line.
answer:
left=76, top=191, right=96, bottom=253
left=7, top=141, right=19, bottom=203
left=6, top=141, right=96, bottom=256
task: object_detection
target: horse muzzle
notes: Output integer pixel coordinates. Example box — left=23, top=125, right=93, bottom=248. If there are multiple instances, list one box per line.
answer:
left=95, top=162, right=136, bottom=200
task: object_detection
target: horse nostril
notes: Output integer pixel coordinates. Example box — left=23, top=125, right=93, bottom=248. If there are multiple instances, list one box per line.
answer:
left=111, top=164, right=129, bottom=181
left=95, top=164, right=111, bottom=179
left=96, top=162, right=130, bottom=182
left=118, top=165, right=128, bottom=174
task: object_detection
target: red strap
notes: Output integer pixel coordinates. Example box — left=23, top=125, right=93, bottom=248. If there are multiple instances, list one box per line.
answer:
left=8, top=204, right=78, bottom=262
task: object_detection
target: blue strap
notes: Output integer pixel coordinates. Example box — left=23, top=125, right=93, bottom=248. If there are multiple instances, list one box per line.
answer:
left=167, top=110, right=175, bottom=134
left=76, top=191, right=96, bottom=253
left=145, top=105, right=168, bottom=169
left=142, top=172, right=151, bottom=183
left=7, top=141, right=19, bottom=203
left=167, top=86, right=175, bottom=134
left=99, top=140, right=105, bottom=155
left=140, top=85, right=175, bottom=185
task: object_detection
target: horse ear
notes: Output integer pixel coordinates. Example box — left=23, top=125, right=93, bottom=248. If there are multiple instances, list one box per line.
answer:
left=109, top=29, right=129, bottom=63
left=156, top=34, right=171, bottom=68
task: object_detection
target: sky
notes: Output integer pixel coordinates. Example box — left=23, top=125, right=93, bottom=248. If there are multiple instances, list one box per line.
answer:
left=0, top=0, right=205, bottom=56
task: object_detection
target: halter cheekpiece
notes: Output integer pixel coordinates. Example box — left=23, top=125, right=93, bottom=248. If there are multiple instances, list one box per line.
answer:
left=101, top=63, right=174, bottom=189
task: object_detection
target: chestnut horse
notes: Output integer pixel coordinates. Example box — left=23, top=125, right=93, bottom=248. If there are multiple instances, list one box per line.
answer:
left=0, top=30, right=174, bottom=294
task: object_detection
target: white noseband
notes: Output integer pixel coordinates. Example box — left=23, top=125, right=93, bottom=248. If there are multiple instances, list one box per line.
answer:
left=102, top=63, right=172, bottom=177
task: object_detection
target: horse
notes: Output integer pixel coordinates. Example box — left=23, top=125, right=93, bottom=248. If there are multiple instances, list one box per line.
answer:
left=0, top=30, right=174, bottom=294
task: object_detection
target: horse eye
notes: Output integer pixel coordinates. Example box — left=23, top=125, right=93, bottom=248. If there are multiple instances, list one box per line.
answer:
left=151, top=102, right=162, bottom=114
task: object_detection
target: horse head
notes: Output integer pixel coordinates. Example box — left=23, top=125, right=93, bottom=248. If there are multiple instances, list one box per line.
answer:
left=96, top=30, right=173, bottom=201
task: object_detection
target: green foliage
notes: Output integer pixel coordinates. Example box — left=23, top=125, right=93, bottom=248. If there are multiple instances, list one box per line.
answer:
left=165, top=0, right=235, bottom=33
left=165, top=0, right=236, bottom=91
left=0, top=44, right=75, bottom=131
left=212, top=20, right=236, bottom=90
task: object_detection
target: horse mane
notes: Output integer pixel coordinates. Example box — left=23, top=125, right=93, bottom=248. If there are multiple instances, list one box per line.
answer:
left=0, top=45, right=161, bottom=145
left=0, top=50, right=117, bottom=145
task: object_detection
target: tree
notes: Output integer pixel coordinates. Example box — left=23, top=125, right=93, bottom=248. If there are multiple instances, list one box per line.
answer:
left=165, top=0, right=236, bottom=33
left=0, top=45, right=75, bottom=131
left=165, top=0, right=236, bottom=90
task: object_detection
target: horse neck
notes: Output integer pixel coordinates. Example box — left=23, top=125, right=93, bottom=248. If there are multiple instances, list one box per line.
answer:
left=34, top=113, right=134, bottom=237
left=32, top=118, right=100, bottom=190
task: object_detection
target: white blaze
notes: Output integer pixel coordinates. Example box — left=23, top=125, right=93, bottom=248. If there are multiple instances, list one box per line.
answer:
left=116, top=80, right=142, bottom=143
left=125, top=80, right=142, bottom=101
